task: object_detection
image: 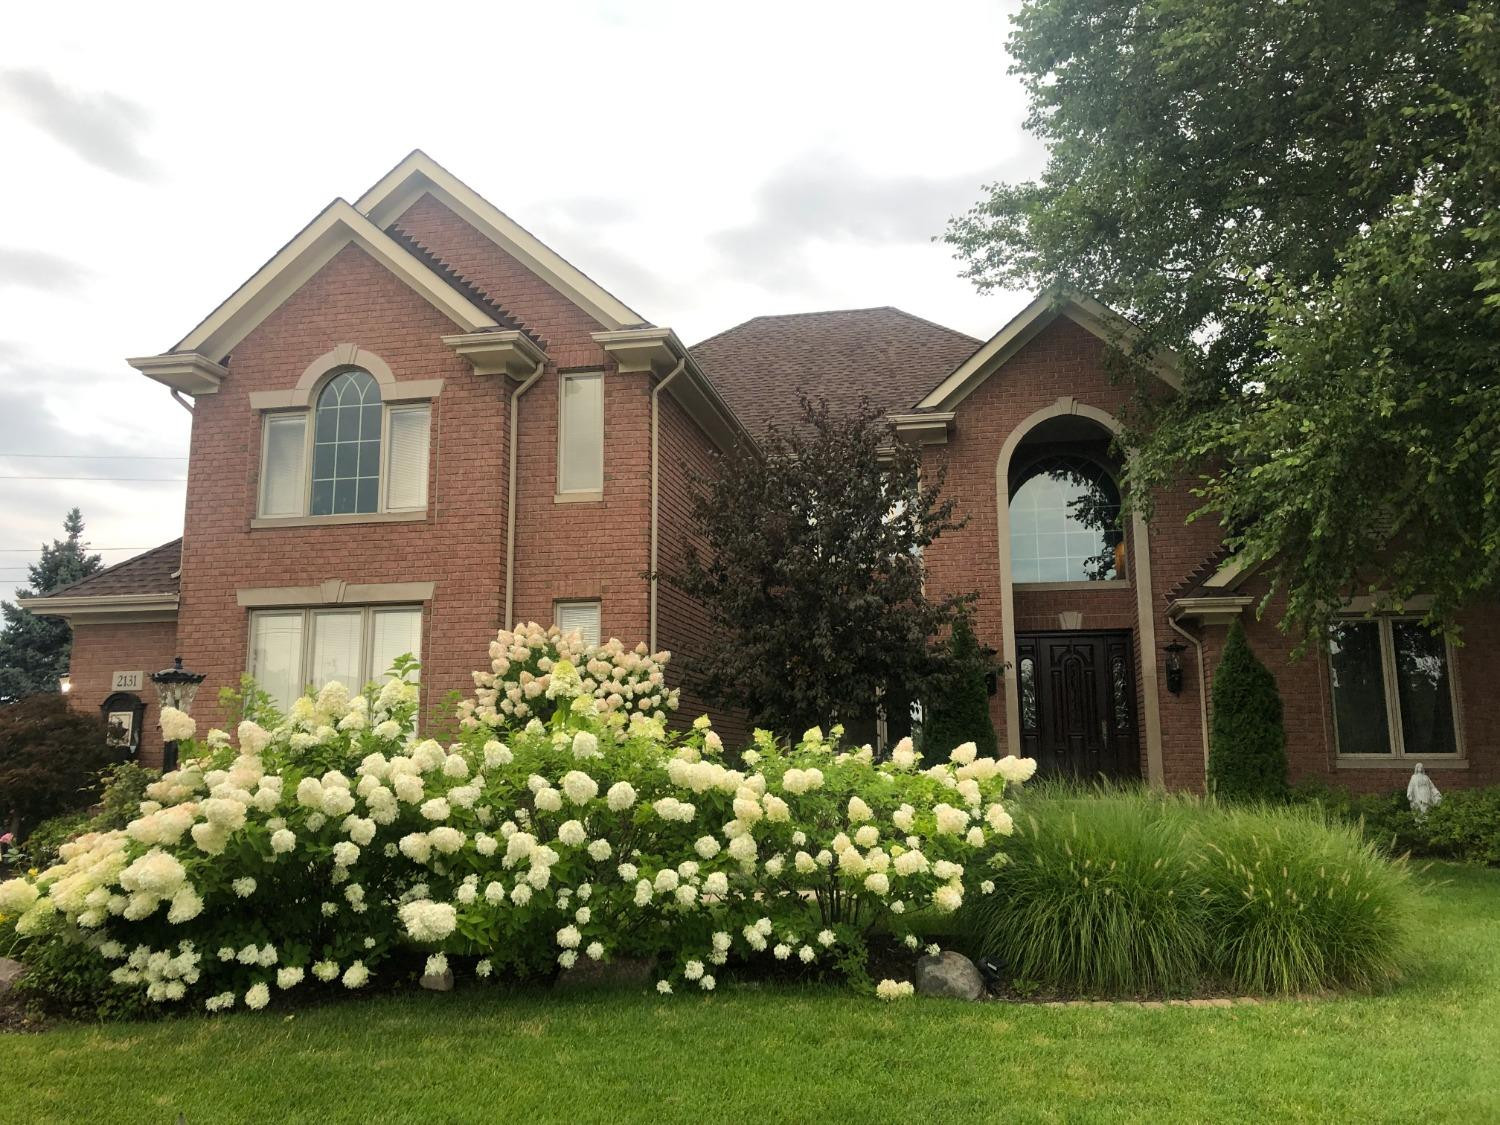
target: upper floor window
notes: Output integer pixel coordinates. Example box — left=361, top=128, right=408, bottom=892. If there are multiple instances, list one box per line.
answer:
left=558, top=372, right=604, bottom=495
left=1009, top=455, right=1123, bottom=583
left=258, top=368, right=430, bottom=520
left=1328, top=618, right=1460, bottom=758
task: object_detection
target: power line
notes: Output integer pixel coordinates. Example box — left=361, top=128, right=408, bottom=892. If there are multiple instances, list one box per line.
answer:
left=0, top=452, right=187, bottom=460
left=0, top=475, right=186, bottom=482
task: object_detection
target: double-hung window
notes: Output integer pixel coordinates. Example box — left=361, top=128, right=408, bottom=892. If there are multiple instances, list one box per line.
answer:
left=258, top=368, right=430, bottom=519
left=1327, top=618, right=1461, bottom=760
left=248, top=605, right=422, bottom=711
left=557, top=371, right=604, bottom=496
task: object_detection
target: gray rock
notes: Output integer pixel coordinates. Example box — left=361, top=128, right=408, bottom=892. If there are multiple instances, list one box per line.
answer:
left=914, top=950, right=986, bottom=1001
left=419, top=968, right=454, bottom=992
left=0, top=957, right=23, bottom=996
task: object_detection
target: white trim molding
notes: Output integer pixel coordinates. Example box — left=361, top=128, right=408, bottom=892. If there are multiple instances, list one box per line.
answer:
left=247, top=344, right=444, bottom=410
left=995, top=396, right=1165, bottom=785
left=126, top=353, right=228, bottom=396
left=157, top=199, right=498, bottom=365
left=236, top=580, right=435, bottom=608
left=1168, top=595, right=1255, bottom=626
left=595, top=327, right=753, bottom=454
left=17, top=592, right=179, bottom=625
left=356, top=150, right=646, bottom=331
left=888, top=412, right=954, bottom=446
left=918, top=287, right=1182, bottom=412
left=443, top=330, right=547, bottom=379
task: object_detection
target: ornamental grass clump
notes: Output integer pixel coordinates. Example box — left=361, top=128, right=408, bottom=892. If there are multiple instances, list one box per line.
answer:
left=961, top=791, right=1207, bottom=996
left=1, top=623, right=1030, bottom=1015
left=962, top=788, right=1413, bottom=998
left=1195, top=805, right=1410, bottom=994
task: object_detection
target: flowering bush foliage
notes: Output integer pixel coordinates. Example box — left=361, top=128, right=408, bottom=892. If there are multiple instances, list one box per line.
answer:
left=2, top=624, right=1031, bottom=1014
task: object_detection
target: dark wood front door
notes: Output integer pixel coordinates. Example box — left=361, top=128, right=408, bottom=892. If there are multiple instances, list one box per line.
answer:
left=1016, top=631, right=1139, bottom=781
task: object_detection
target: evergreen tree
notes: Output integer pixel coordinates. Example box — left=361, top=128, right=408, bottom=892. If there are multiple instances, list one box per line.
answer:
left=922, top=614, right=998, bottom=759
left=0, top=509, right=103, bottom=703
left=1208, top=622, right=1288, bottom=802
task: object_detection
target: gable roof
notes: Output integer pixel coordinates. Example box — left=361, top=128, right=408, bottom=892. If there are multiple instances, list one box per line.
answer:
left=17, top=539, right=183, bottom=624
left=157, top=200, right=500, bottom=365
left=690, top=307, right=981, bottom=441
left=915, top=287, right=1183, bottom=411
left=355, top=150, right=648, bottom=331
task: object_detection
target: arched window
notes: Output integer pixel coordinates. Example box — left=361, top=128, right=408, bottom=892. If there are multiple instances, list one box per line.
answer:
left=311, top=369, right=382, bottom=515
left=1009, top=454, right=1123, bottom=582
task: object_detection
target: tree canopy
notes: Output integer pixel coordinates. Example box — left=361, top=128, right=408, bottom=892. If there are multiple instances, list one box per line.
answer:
left=0, top=509, right=103, bottom=703
left=665, top=398, right=972, bottom=736
left=946, top=0, right=1500, bottom=636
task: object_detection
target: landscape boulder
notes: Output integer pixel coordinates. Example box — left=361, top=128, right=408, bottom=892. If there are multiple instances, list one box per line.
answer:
left=914, top=951, right=986, bottom=1001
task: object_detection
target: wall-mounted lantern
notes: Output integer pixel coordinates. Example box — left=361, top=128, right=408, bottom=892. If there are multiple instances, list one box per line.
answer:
left=1164, top=642, right=1187, bottom=695
left=59, top=672, right=71, bottom=694
left=150, top=656, right=206, bottom=772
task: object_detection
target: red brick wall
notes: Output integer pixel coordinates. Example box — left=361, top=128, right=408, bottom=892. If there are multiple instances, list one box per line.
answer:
left=923, top=313, right=1499, bottom=793
left=921, top=316, right=1219, bottom=787
left=175, top=241, right=506, bottom=734
left=140, top=194, right=738, bottom=743
left=654, top=388, right=752, bottom=745
left=65, top=620, right=178, bottom=768
left=391, top=193, right=655, bottom=646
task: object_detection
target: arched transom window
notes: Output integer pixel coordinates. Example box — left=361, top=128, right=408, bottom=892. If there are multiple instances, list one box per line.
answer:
left=312, top=369, right=382, bottom=515
left=1009, top=454, right=1123, bottom=582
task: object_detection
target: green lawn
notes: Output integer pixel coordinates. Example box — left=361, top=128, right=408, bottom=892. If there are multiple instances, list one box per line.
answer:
left=1, top=862, right=1496, bottom=1124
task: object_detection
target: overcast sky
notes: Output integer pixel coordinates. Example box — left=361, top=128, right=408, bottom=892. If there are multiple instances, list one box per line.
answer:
left=0, top=0, right=1039, bottom=600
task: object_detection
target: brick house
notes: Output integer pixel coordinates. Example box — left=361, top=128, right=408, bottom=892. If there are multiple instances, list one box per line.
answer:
left=24, top=152, right=1496, bottom=794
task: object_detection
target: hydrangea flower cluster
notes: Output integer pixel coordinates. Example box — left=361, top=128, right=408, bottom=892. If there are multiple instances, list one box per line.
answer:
left=1, top=623, right=1033, bottom=1013
left=457, top=622, right=678, bottom=729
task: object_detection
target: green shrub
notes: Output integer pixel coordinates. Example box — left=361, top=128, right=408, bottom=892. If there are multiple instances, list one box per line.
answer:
left=1290, top=779, right=1500, bottom=866
left=21, top=811, right=94, bottom=869
left=963, top=788, right=1412, bottom=996
left=11, top=931, right=157, bottom=1022
left=1196, top=805, right=1409, bottom=993
left=1208, top=622, right=1288, bottom=802
left=1422, top=787, right=1500, bottom=866
left=921, top=615, right=997, bottom=759
left=0, top=694, right=118, bottom=837
left=962, top=792, right=1206, bottom=995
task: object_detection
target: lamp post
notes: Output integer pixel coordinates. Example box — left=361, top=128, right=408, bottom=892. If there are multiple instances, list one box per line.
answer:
left=151, top=656, right=206, bottom=772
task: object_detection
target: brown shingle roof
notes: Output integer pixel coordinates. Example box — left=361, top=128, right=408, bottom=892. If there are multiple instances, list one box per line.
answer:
left=690, top=307, right=981, bottom=441
left=37, top=539, right=181, bottom=600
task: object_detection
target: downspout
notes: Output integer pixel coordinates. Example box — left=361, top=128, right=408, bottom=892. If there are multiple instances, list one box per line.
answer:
left=169, top=389, right=194, bottom=414
left=503, top=362, right=546, bottom=631
left=648, top=357, right=687, bottom=652
left=1168, top=615, right=1211, bottom=778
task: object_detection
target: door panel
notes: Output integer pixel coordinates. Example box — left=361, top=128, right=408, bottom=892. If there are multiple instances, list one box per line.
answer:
left=1016, top=631, right=1138, bottom=781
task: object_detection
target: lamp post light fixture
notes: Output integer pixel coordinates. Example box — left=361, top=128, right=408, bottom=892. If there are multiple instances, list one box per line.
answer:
left=151, top=656, right=206, bottom=772
left=1163, top=642, right=1187, bottom=695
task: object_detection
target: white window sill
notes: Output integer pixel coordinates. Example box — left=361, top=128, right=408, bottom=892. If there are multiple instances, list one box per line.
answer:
left=1336, top=756, right=1468, bottom=770
left=554, top=491, right=604, bottom=504
left=251, top=510, right=428, bottom=529
left=1014, top=579, right=1131, bottom=592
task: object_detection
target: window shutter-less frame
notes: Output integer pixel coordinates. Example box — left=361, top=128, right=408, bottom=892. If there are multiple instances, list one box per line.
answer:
left=556, top=601, right=602, bottom=646
left=384, top=405, right=430, bottom=511
left=558, top=373, right=604, bottom=493
left=260, top=414, right=308, bottom=517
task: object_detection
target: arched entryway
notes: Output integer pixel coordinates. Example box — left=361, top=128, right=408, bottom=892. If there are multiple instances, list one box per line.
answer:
left=994, top=397, right=1164, bottom=784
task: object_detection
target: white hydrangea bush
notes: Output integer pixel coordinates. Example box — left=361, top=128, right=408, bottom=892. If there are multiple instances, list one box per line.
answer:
left=2, top=623, right=1035, bottom=1012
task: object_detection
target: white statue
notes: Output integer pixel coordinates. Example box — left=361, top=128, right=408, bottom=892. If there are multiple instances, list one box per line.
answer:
left=1406, top=762, right=1442, bottom=818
